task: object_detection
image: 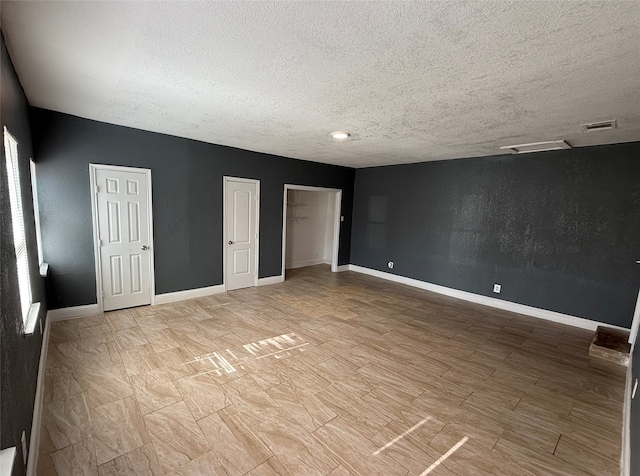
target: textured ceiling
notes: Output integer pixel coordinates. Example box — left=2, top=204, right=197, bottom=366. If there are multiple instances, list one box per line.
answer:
left=2, top=1, right=639, bottom=168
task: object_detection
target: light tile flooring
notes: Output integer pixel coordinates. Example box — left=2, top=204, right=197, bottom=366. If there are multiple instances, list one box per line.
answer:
left=37, top=266, right=624, bottom=475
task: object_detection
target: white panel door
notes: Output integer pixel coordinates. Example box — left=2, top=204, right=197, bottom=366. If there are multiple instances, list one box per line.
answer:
left=96, top=168, right=151, bottom=311
left=225, top=178, right=258, bottom=291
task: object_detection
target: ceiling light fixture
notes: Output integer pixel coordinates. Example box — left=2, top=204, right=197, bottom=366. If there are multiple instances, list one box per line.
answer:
left=500, top=140, right=571, bottom=154
left=330, top=131, right=350, bottom=140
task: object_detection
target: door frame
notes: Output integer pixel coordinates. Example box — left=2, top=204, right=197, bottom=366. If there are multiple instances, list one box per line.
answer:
left=629, top=288, right=640, bottom=346
left=89, top=164, right=156, bottom=312
left=223, top=176, right=260, bottom=291
left=281, top=184, right=342, bottom=277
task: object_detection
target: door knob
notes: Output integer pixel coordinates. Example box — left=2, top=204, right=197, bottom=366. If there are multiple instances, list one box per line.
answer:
left=228, top=241, right=233, bottom=245
left=141, top=245, right=149, bottom=250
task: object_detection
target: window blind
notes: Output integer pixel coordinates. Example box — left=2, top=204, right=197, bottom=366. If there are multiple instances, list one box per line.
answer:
left=4, top=128, right=32, bottom=320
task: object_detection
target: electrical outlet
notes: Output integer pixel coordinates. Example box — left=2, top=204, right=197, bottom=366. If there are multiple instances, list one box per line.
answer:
left=21, top=431, right=27, bottom=465
left=493, top=284, right=501, bottom=293
left=387, top=261, right=394, bottom=269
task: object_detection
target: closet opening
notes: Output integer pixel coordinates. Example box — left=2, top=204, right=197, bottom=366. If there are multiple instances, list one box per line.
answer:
left=281, top=185, right=342, bottom=278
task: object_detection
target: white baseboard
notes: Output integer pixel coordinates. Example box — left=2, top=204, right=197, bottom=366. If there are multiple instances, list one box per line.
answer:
left=155, top=285, right=225, bottom=305
left=1, top=447, right=16, bottom=476
left=47, top=304, right=100, bottom=321
left=621, top=357, right=632, bottom=476
left=258, top=275, right=284, bottom=286
left=285, top=259, right=326, bottom=270
left=335, top=265, right=350, bottom=272
left=347, top=264, right=627, bottom=332
left=26, top=315, right=52, bottom=476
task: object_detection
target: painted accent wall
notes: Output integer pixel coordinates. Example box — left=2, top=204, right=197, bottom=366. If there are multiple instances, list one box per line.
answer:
left=351, top=143, right=640, bottom=328
left=29, top=108, right=355, bottom=309
left=1, top=33, right=48, bottom=473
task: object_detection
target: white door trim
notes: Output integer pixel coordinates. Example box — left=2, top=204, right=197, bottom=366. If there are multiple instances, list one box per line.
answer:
left=223, top=176, right=260, bottom=292
left=628, top=288, right=640, bottom=346
left=89, top=164, right=156, bottom=312
left=282, top=184, right=342, bottom=276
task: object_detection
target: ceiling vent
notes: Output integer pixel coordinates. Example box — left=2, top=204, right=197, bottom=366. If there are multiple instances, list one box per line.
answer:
left=581, top=120, right=616, bottom=132
left=500, top=140, right=572, bottom=154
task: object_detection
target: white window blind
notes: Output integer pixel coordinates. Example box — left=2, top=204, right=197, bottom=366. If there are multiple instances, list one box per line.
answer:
left=30, top=159, right=44, bottom=267
left=4, top=127, right=32, bottom=320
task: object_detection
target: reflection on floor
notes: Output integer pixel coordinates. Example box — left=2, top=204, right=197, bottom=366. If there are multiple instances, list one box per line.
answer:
left=38, top=265, right=624, bottom=475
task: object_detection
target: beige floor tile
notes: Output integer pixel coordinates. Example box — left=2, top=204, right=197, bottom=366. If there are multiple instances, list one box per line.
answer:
left=197, top=407, right=272, bottom=475
left=37, top=452, right=59, bottom=476
left=50, top=437, right=98, bottom=476
left=113, top=326, right=149, bottom=349
left=245, top=456, right=290, bottom=475
left=36, top=265, right=623, bottom=476
left=493, top=438, right=588, bottom=476
left=42, top=392, right=92, bottom=450
left=165, top=450, right=229, bottom=475
left=97, top=444, right=162, bottom=476
left=143, top=401, right=210, bottom=473
left=119, top=344, right=162, bottom=376
left=91, top=396, right=149, bottom=465
left=142, top=328, right=183, bottom=353
left=130, top=368, right=182, bottom=415
left=312, top=416, right=406, bottom=476
left=44, top=363, right=86, bottom=403
left=174, top=373, right=228, bottom=420
left=553, top=435, right=619, bottom=476
left=55, top=340, right=123, bottom=371
left=105, top=310, right=139, bottom=331
left=266, top=379, right=336, bottom=432
left=326, top=465, right=355, bottom=476
left=134, top=314, right=169, bottom=331
left=82, top=365, right=134, bottom=409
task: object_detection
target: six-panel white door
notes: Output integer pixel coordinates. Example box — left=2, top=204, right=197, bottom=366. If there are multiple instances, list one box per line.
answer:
left=225, top=178, right=258, bottom=291
left=95, top=168, right=152, bottom=311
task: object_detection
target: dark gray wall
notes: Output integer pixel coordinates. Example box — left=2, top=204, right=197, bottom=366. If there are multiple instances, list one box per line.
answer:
left=1, top=33, right=48, bottom=474
left=29, top=108, right=355, bottom=309
left=351, top=144, right=640, bottom=328
left=632, top=342, right=640, bottom=476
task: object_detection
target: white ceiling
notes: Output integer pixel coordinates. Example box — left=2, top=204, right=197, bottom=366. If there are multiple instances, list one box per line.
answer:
left=2, top=1, right=639, bottom=168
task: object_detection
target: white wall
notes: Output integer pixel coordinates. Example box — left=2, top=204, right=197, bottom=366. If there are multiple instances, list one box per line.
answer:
left=285, top=190, right=334, bottom=269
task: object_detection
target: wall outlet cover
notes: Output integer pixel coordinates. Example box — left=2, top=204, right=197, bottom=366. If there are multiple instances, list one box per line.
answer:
left=493, top=284, right=501, bottom=293
left=387, top=261, right=394, bottom=269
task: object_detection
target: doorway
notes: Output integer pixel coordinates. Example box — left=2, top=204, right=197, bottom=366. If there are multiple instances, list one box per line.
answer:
left=224, top=177, right=260, bottom=291
left=90, top=164, right=155, bottom=312
left=282, top=185, right=342, bottom=277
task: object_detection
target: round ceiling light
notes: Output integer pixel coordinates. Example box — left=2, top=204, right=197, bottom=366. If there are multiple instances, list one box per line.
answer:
left=330, top=131, right=351, bottom=140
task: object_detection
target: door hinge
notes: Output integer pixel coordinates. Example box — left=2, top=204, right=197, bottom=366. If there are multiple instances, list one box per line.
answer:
left=102, top=291, right=105, bottom=298
left=95, top=185, right=99, bottom=193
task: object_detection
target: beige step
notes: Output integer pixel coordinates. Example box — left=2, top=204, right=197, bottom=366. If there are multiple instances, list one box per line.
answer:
left=588, top=326, right=631, bottom=367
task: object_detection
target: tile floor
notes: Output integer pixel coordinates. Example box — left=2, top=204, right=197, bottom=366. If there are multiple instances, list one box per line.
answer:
left=37, top=266, right=624, bottom=475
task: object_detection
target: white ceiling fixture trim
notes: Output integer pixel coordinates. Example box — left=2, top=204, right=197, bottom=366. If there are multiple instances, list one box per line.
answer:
left=500, top=140, right=572, bottom=154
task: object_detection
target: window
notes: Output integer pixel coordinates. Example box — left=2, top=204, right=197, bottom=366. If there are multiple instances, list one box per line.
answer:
left=4, top=127, right=32, bottom=320
left=30, top=159, right=45, bottom=272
